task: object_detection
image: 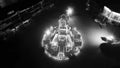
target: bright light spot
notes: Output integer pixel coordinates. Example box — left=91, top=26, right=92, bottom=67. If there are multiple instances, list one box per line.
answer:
left=45, top=29, right=51, bottom=35
left=87, top=28, right=114, bottom=46
left=66, top=7, right=73, bottom=16
left=106, top=35, right=114, bottom=41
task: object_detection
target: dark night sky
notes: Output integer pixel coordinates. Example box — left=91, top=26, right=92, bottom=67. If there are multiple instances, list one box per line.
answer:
left=1, top=0, right=120, bottom=68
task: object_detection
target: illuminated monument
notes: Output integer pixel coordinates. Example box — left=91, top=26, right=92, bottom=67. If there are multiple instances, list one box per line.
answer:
left=41, top=7, right=83, bottom=61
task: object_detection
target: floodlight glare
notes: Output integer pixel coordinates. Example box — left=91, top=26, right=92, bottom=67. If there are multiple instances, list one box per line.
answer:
left=66, top=7, right=73, bottom=16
